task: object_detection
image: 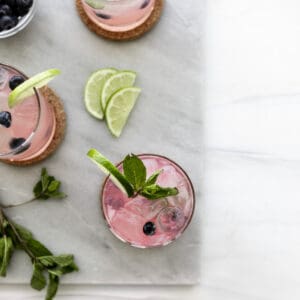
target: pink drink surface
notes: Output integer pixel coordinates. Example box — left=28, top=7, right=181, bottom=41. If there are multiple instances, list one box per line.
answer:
left=0, top=65, right=56, bottom=161
left=82, top=0, right=155, bottom=32
left=102, top=155, right=195, bottom=248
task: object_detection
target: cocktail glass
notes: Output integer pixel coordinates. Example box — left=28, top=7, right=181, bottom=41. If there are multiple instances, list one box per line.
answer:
left=81, top=0, right=156, bottom=32
left=0, top=63, right=56, bottom=163
left=101, top=154, right=195, bottom=248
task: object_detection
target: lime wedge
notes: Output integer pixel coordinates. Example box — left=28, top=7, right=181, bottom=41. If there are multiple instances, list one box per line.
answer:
left=84, top=68, right=117, bottom=120
left=101, top=71, right=136, bottom=112
left=8, top=69, right=61, bottom=108
left=85, top=0, right=105, bottom=9
left=106, top=87, right=141, bottom=137
left=87, top=149, right=134, bottom=197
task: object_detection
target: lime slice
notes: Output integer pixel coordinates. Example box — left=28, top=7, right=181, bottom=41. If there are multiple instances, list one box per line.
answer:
left=101, top=71, right=136, bottom=112
left=87, top=149, right=134, bottom=197
left=85, top=0, right=105, bottom=9
left=84, top=68, right=117, bottom=120
left=106, top=87, right=141, bottom=137
left=8, top=69, right=61, bottom=108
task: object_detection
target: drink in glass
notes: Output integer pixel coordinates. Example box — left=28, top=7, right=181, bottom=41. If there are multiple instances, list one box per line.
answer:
left=101, top=154, right=195, bottom=248
left=0, top=63, right=56, bottom=163
left=82, top=0, right=156, bottom=32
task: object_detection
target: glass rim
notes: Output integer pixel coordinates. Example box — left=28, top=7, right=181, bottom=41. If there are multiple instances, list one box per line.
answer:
left=100, top=153, right=196, bottom=249
left=0, top=0, right=37, bottom=39
left=0, top=62, right=41, bottom=157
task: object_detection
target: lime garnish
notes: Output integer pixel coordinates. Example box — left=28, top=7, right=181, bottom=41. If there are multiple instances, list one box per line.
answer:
left=101, top=71, right=136, bottom=112
left=84, top=68, right=117, bottom=120
left=8, top=69, right=61, bottom=108
left=87, top=149, right=134, bottom=197
left=105, top=87, right=141, bottom=137
left=85, top=0, right=105, bottom=9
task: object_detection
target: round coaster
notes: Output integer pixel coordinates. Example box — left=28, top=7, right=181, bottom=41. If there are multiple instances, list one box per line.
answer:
left=76, top=0, right=164, bottom=41
left=3, top=86, right=66, bottom=166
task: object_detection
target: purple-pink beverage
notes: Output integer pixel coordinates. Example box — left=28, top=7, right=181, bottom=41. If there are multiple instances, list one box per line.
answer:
left=102, top=154, right=195, bottom=248
left=82, top=0, right=156, bottom=32
left=0, top=63, right=56, bottom=162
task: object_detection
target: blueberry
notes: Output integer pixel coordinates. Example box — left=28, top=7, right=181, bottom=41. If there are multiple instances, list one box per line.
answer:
left=9, top=75, right=25, bottom=90
left=0, top=4, right=12, bottom=17
left=0, top=15, right=17, bottom=31
left=140, top=0, right=150, bottom=9
left=13, top=0, right=33, bottom=16
left=0, top=111, right=11, bottom=128
left=9, top=137, right=30, bottom=154
left=143, top=221, right=156, bottom=236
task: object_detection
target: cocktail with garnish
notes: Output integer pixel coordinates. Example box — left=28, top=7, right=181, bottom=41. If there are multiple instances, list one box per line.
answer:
left=88, top=149, right=195, bottom=248
left=82, top=0, right=156, bottom=32
left=0, top=63, right=60, bottom=163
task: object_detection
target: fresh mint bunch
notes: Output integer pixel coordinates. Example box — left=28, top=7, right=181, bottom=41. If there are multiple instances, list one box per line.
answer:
left=0, top=168, right=78, bottom=300
left=122, top=154, right=179, bottom=200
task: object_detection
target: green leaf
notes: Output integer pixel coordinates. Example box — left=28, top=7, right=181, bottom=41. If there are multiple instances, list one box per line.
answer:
left=40, top=255, right=74, bottom=268
left=46, top=274, right=59, bottom=300
left=47, top=262, right=78, bottom=277
left=123, top=154, right=146, bottom=191
left=0, top=238, right=5, bottom=265
left=0, top=236, right=13, bottom=277
left=47, top=180, right=60, bottom=192
left=31, top=262, right=47, bottom=291
left=41, top=168, right=50, bottom=191
left=140, top=184, right=179, bottom=200
left=33, top=181, right=43, bottom=198
left=145, top=170, right=162, bottom=186
left=85, top=0, right=105, bottom=9
left=26, top=239, right=52, bottom=257
left=5, top=223, right=33, bottom=249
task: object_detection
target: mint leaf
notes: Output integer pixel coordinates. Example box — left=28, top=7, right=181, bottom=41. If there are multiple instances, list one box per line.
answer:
left=85, top=0, right=105, bottom=9
left=31, top=262, right=47, bottom=291
left=40, top=255, right=74, bottom=268
left=33, top=168, right=67, bottom=200
left=46, top=274, right=59, bottom=300
left=123, top=154, right=146, bottom=191
left=0, top=236, right=13, bottom=277
left=140, top=184, right=179, bottom=200
left=27, top=239, right=52, bottom=257
left=145, top=170, right=161, bottom=186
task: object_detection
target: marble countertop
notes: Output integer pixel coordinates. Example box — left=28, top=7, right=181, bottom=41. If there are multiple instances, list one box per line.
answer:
left=2, top=0, right=300, bottom=299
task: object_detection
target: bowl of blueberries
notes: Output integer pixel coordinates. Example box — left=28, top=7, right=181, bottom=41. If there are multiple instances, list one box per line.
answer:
left=0, top=0, right=36, bottom=38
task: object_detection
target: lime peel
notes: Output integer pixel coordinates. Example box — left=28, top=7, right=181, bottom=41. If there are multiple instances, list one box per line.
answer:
left=87, top=149, right=134, bottom=197
left=8, top=69, right=61, bottom=108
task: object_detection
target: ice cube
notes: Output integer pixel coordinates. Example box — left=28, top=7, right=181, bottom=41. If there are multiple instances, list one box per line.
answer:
left=0, top=68, right=8, bottom=90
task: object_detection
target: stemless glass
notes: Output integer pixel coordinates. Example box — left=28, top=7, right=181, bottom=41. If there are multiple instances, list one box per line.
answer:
left=81, top=0, right=156, bottom=32
left=0, top=63, right=56, bottom=163
left=101, top=154, right=195, bottom=248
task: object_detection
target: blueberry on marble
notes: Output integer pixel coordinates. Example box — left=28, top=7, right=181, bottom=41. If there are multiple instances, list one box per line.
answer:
left=9, top=75, right=25, bottom=90
left=0, top=111, right=11, bottom=128
left=143, top=221, right=156, bottom=236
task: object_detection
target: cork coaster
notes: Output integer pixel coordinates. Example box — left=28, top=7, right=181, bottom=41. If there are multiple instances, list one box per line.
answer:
left=76, top=0, right=164, bottom=41
left=3, top=86, right=66, bottom=166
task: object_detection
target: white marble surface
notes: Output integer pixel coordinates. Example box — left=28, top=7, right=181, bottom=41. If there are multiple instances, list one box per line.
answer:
left=0, top=0, right=201, bottom=295
left=2, top=0, right=300, bottom=299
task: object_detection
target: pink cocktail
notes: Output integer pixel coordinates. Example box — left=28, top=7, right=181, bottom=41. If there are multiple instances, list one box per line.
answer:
left=0, top=63, right=56, bottom=162
left=82, top=0, right=156, bottom=32
left=101, top=154, right=195, bottom=248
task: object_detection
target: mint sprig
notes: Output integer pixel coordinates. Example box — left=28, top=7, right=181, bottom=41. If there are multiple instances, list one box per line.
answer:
left=0, top=168, right=78, bottom=300
left=122, top=154, right=179, bottom=200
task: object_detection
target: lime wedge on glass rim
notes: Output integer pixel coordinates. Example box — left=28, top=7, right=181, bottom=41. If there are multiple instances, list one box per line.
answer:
left=87, top=149, right=134, bottom=197
left=105, top=87, right=141, bottom=137
left=8, top=69, right=61, bottom=108
left=84, top=68, right=117, bottom=120
left=101, top=71, right=136, bottom=112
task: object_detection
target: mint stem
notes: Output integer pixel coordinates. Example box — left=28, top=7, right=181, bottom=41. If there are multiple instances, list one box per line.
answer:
left=1, top=197, right=37, bottom=209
